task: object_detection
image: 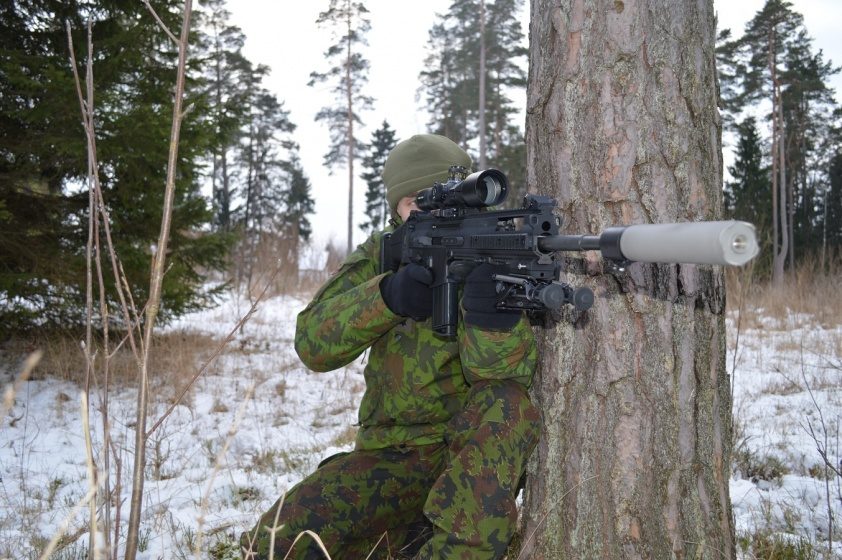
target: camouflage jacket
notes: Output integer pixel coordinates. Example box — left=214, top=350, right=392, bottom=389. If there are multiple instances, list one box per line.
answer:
left=294, top=230, right=537, bottom=450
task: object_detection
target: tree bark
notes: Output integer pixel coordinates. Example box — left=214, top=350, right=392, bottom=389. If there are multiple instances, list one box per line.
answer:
left=479, top=0, right=487, bottom=169
left=777, top=83, right=789, bottom=282
left=769, top=32, right=787, bottom=286
left=346, top=2, right=355, bottom=256
left=521, top=1, right=735, bottom=558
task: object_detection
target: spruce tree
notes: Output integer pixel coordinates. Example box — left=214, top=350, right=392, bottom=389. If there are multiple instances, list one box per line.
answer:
left=824, top=151, right=842, bottom=251
left=725, top=117, right=772, bottom=269
left=308, top=0, right=374, bottom=255
left=196, top=0, right=252, bottom=233
left=360, top=120, right=397, bottom=234
left=420, top=20, right=469, bottom=145
left=0, top=0, right=229, bottom=330
left=485, top=0, right=527, bottom=158
left=237, top=78, right=296, bottom=285
left=280, top=149, right=316, bottom=244
left=277, top=148, right=316, bottom=277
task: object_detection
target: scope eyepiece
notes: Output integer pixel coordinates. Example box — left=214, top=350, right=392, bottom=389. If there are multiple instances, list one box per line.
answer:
left=416, top=169, right=509, bottom=211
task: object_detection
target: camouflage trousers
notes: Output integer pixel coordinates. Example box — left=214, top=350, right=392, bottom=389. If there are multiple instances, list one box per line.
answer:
left=240, top=379, right=541, bottom=560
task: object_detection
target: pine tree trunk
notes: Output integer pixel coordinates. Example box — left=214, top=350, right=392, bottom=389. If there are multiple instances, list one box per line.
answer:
left=346, top=6, right=355, bottom=256
left=521, top=1, right=735, bottom=557
left=478, top=0, right=487, bottom=169
left=769, top=33, right=787, bottom=286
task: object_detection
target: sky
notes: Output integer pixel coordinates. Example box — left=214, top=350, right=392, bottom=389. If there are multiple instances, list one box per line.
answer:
left=223, top=0, right=842, bottom=250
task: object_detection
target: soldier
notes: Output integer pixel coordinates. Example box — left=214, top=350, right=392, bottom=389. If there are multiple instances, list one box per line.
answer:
left=241, top=134, right=541, bottom=560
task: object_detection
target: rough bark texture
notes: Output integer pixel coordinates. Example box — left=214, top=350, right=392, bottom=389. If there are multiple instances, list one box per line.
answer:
left=520, top=1, right=735, bottom=558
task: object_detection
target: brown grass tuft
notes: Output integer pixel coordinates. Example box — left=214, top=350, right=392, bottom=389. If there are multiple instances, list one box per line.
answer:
left=726, top=254, right=842, bottom=328
left=6, top=330, right=222, bottom=389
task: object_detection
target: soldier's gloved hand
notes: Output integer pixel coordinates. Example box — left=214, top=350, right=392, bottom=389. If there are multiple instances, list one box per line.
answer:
left=379, top=263, right=434, bottom=320
left=463, top=263, right=521, bottom=331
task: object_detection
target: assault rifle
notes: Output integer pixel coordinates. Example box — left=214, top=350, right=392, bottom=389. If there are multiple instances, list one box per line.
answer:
left=380, top=167, right=759, bottom=337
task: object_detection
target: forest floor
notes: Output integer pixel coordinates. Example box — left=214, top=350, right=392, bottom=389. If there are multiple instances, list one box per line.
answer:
left=1, top=271, right=841, bottom=559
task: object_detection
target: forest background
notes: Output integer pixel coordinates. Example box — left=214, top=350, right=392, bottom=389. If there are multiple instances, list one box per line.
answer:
left=225, top=0, right=842, bottom=250
left=2, top=0, right=840, bottom=331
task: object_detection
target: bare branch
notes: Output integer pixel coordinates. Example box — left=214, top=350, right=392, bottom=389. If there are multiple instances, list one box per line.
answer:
left=66, top=19, right=142, bottom=364
left=125, top=2, right=194, bottom=557
left=36, top=487, right=98, bottom=560
left=799, top=337, right=837, bottom=555
left=181, top=102, right=196, bottom=119
left=146, top=263, right=283, bottom=438
left=142, top=0, right=179, bottom=45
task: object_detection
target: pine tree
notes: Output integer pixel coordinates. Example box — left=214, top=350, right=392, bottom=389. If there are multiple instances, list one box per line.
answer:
left=779, top=29, right=840, bottom=259
left=360, top=120, right=398, bottom=234
left=522, top=0, right=734, bottom=555
left=729, top=0, right=840, bottom=276
left=714, top=28, right=744, bottom=132
left=308, top=0, right=374, bottom=254
left=736, top=0, right=804, bottom=284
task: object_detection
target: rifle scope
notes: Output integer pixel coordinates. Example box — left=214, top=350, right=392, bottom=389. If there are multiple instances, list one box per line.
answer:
left=416, top=169, right=508, bottom=211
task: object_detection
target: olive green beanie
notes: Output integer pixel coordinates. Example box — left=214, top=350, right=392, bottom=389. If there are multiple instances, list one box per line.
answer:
left=383, top=134, right=472, bottom=214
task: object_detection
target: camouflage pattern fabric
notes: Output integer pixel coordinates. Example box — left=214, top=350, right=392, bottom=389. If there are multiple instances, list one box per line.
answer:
left=417, top=380, right=540, bottom=559
left=240, top=380, right=540, bottom=560
left=242, top=230, right=541, bottom=559
left=240, top=444, right=447, bottom=559
left=293, top=230, right=536, bottom=451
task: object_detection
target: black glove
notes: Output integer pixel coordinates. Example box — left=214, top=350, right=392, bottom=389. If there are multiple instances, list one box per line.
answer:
left=462, top=263, right=521, bottom=331
left=379, top=263, right=434, bottom=320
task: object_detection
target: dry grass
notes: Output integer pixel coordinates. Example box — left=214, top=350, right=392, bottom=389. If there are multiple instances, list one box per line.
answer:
left=5, top=330, right=222, bottom=388
left=726, top=255, right=842, bottom=329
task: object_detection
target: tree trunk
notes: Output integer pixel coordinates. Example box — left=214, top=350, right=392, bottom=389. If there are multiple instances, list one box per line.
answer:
left=478, top=0, right=487, bottom=169
left=346, top=6, right=355, bottom=256
left=782, top=91, right=793, bottom=276
left=521, top=1, right=735, bottom=558
left=773, top=83, right=788, bottom=285
left=769, top=33, right=787, bottom=286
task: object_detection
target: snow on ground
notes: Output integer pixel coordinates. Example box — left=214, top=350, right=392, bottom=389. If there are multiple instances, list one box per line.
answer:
left=726, top=308, right=842, bottom=554
left=1, top=290, right=368, bottom=559
left=0, top=290, right=840, bottom=558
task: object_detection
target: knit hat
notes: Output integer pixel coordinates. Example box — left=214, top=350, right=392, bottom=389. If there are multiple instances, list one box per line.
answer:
left=383, top=134, right=472, bottom=214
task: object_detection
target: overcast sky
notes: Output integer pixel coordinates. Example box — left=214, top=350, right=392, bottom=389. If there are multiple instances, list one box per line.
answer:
left=223, top=0, right=841, bottom=250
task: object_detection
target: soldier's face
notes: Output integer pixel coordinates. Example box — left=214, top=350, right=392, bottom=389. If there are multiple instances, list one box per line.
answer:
left=396, top=195, right=419, bottom=221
